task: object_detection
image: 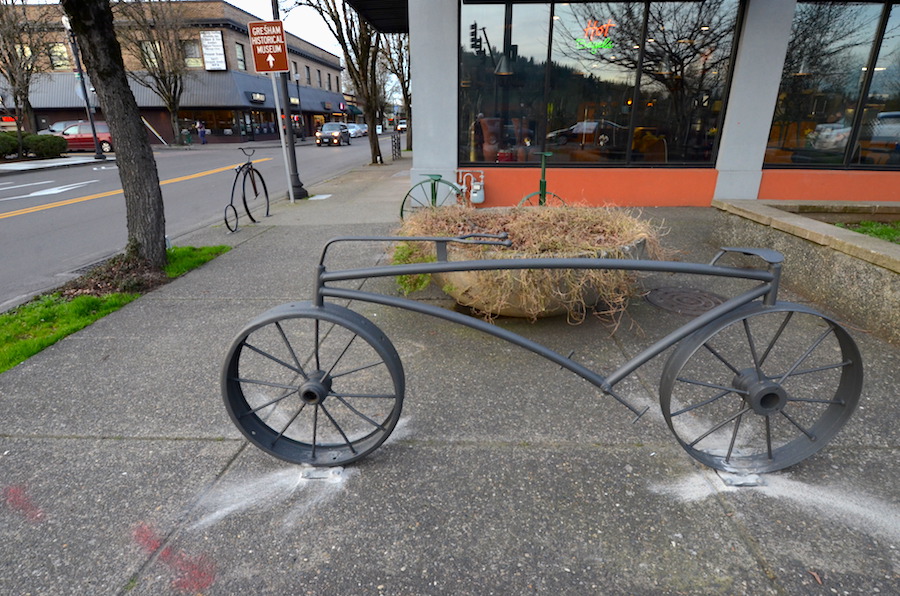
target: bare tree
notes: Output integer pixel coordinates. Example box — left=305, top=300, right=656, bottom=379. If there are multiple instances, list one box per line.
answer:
left=382, top=33, right=411, bottom=150
left=113, top=0, right=193, bottom=144
left=556, top=2, right=737, bottom=150
left=61, top=0, right=167, bottom=267
left=0, top=0, right=55, bottom=151
left=294, top=0, right=383, bottom=164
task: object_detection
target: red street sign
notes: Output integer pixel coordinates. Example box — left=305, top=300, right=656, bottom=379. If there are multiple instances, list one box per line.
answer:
left=248, top=20, right=289, bottom=73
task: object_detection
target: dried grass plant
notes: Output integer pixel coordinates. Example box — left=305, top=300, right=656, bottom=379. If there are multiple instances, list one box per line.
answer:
left=394, top=206, right=664, bottom=322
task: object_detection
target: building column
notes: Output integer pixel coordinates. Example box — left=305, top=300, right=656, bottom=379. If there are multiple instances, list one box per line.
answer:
left=408, top=0, right=459, bottom=184
left=714, top=0, right=796, bottom=200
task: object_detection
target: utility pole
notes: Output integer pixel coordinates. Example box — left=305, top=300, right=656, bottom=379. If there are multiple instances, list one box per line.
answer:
left=271, top=0, right=307, bottom=198
left=62, top=15, right=105, bottom=161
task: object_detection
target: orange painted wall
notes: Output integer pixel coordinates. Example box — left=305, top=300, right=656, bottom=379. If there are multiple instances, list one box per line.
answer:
left=759, top=170, right=900, bottom=201
left=467, top=167, right=718, bottom=207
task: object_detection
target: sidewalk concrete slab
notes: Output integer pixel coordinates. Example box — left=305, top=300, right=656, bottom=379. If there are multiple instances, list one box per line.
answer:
left=1, top=156, right=898, bottom=595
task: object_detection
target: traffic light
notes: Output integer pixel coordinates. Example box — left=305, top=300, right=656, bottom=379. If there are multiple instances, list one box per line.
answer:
left=470, top=22, right=479, bottom=50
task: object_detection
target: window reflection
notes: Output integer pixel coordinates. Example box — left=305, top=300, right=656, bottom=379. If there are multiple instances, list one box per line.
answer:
left=856, top=6, right=900, bottom=165
left=765, top=1, right=893, bottom=167
left=459, top=1, right=739, bottom=167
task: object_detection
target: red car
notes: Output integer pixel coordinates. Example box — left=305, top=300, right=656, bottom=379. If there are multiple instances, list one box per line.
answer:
left=59, top=121, right=114, bottom=153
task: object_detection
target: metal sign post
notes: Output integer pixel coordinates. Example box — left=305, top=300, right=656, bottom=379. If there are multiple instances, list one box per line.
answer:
left=249, top=19, right=307, bottom=199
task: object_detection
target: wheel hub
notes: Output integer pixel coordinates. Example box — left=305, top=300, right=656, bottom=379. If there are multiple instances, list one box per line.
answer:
left=733, top=368, right=787, bottom=416
left=299, top=371, right=332, bottom=405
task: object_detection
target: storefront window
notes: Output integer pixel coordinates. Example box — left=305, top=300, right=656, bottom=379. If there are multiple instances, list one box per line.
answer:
left=459, top=1, right=739, bottom=167
left=765, top=1, right=899, bottom=168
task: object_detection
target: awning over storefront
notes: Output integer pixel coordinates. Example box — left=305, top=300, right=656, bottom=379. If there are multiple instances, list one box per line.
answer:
left=28, top=71, right=347, bottom=114
left=346, top=104, right=363, bottom=116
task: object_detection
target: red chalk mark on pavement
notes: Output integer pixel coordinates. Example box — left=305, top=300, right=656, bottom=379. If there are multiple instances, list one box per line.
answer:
left=133, top=523, right=216, bottom=593
left=2, top=485, right=46, bottom=522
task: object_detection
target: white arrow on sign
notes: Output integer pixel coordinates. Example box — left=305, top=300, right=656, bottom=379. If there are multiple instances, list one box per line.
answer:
left=266, top=54, right=276, bottom=68
left=0, top=180, right=97, bottom=202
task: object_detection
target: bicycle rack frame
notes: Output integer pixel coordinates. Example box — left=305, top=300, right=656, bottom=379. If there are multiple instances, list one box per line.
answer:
left=313, top=234, right=783, bottom=419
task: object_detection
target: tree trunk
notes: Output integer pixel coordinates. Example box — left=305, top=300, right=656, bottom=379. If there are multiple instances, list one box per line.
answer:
left=61, top=0, right=167, bottom=268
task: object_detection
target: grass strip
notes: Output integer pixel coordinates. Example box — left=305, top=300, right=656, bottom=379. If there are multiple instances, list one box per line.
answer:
left=835, top=220, right=900, bottom=244
left=0, top=245, right=230, bottom=374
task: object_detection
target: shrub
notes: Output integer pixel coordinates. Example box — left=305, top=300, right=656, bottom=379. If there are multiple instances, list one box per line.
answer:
left=24, top=133, right=67, bottom=158
left=0, top=132, right=18, bottom=157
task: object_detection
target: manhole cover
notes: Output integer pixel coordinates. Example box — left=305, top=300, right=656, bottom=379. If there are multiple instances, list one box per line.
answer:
left=645, top=287, right=726, bottom=316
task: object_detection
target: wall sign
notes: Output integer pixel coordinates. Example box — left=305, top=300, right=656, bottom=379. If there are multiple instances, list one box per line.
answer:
left=200, top=31, right=227, bottom=71
left=578, top=18, right=616, bottom=54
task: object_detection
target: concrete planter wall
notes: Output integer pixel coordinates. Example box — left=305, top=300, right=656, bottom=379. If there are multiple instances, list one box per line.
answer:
left=712, top=200, right=900, bottom=345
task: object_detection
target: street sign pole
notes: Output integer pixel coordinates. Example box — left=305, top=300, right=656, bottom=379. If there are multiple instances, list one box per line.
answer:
left=271, top=73, right=295, bottom=203
left=249, top=15, right=307, bottom=199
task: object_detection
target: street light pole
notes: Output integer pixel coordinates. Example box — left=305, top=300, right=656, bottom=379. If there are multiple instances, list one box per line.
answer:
left=61, top=16, right=105, bottom=161
left=271, top=0, right=307, bottom=199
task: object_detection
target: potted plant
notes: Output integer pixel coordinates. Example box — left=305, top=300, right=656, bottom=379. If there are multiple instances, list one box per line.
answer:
left=394, top=206, right=663, bottom=322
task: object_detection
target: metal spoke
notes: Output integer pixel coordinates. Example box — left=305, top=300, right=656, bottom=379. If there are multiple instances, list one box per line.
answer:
left=759, top=311, right=793, bottom=366
left=319, top=404, right=357, bottom=454
left=314, top=318, right=321, bottom=370
left=670, top=388, right=734, bottom=417
left=331, top=392, right=397, bottom=399
left=275, top=321, right=306, bottom=377
left=765, top=415, right=773, bottom=460
left=242, top=341, right=306, bottom=377
left=780, top=359, right=852, bottom=379
left=702, top=342, right=740, bottom=375
left=233, top=377, right=298, bottom=391
left=786, top=395, right=844, bottom=405
left=675, top=376, right=748, bottom=395
left=777, top=326, right=835, bottom=384
left=324, top=334, right=359, bottom=378
left=241, top=387, right=299, bottom=416
left=725, top=411, right=743, bottom=462
left=688, top=405, right=752, bottom=448
left=271, top=403, right=306, bottom=447
left=330, top=360, right=382, bottom=380
left=742, top=318, right=762, bottom=375
left=331, top=394, right=388, bottom=431
left=779, top=408, right=817, bottom=441
left=311, top=405, right=319, bottom=458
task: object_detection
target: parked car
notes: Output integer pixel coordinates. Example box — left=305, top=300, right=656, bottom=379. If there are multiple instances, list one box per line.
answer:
left=57, top=121, right=114, bottom=152
left=346, top=123, right=363, bottom=138
left=38, top=120, right=81, bottom=135
left=867, top=111, right=900, bottom=143
left=397, top=119, right=407, bottom=132
left=358, top=123, right=368, bottom=136
left=0, top=115, right=17, bottom=133
left=316, top=122, right=351, bottom=146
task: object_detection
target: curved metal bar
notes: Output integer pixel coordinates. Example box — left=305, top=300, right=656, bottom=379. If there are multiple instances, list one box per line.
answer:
left=321, top=256, right=775, bottom=285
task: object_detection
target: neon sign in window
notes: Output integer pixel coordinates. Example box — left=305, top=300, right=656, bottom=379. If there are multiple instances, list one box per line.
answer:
left=577, top=18, right=617, bottom=53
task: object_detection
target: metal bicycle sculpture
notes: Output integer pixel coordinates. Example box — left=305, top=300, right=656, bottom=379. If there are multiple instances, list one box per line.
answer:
left=224, top=147, right=270, bottom=232
left=400, top=174, right=467, bottom=219
left=222, top=233, right=863, bottom=474
left=518, top=151, right=566, bottom=207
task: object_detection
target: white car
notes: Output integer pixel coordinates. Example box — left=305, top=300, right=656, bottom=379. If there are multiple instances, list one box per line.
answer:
left=347, top=123, right=363, bottom=138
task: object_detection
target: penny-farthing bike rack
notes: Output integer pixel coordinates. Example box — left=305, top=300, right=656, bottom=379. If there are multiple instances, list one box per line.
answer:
left=222, top=234, right=863, bottom=474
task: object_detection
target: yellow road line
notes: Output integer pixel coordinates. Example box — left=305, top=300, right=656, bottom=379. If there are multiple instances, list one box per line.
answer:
left=0, top=158, right=272, bottom=221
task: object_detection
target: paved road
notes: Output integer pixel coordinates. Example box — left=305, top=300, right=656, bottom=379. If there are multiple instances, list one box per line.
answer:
left=0, top=136, right=383, bottom=311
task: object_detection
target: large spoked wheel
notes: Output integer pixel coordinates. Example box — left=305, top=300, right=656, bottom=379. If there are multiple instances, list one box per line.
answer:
left=659, top=303, right=862, bottom=473
left=242, top=168, right=269, bottom=223
left=518, top=191, right=566, bottom=207
left=223, top=302, right=405, bottom=466
left=400, top=179, right=464, bottom=219
left=224, top=203, right=239, bottom=232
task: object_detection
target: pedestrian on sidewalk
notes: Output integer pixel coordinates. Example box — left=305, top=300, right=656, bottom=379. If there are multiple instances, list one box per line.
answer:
left=197, top=121, right=207, bottom=145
